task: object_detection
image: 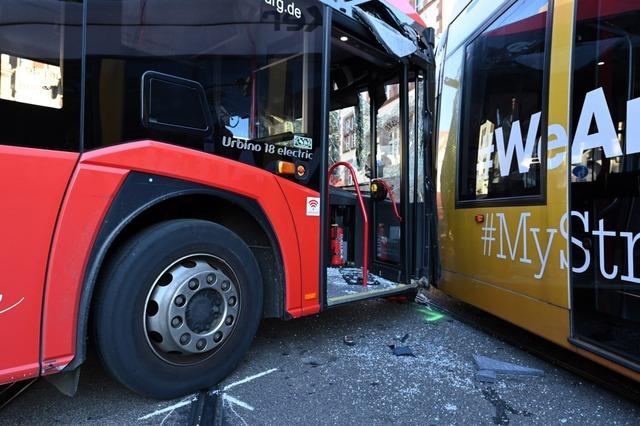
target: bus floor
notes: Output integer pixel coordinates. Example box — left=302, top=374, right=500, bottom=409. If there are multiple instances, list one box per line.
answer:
left=326, top=267, right=416, bottom=305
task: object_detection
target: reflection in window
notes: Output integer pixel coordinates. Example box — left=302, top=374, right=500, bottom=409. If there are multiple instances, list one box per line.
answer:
left=458, top=0, right=548, bottom=202
left=0, top=0, right=82, bottom=151
left=410, top=77, right=426, bottom=203
left=329, top=92, right=371, bottom=189
left=377, top=83, right=402, bottom=202
left=0, top=54, right=62, bottom=109
left=571, top=0, right=640, bottom=363
left=85, top=0, right=323, bottom=188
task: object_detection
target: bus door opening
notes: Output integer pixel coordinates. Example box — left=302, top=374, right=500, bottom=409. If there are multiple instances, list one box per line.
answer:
left=324, top=22, right=433, bottom=306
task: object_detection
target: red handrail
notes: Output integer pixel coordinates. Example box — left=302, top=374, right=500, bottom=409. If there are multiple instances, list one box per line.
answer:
left=328, top=162, right=369, bottom=287
left=372, top=179, right=403, bottom=222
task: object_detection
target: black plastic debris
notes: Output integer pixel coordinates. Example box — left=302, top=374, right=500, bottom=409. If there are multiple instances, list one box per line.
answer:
left=389, top=345, right=416, bottom=357
left=400, top=333, right=410, bottom=343
left=302, top=356, right=322, bottom=367
left=343, top=335, right=355, bottom=346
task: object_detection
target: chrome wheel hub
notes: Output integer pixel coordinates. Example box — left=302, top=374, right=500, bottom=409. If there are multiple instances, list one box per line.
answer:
left=144, top=255, right=240, bottom=364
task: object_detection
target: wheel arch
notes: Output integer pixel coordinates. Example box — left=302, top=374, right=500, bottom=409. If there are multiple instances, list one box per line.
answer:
left=66, top=172, right=285, bottom=371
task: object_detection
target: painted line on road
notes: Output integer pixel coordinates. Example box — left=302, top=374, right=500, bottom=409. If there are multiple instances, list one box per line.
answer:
left=138, top=367, right=277, bottom=421
left=223, top=394, right=255, bottom=411
left=138, top=396, right=197, bottom=420
left=222, top=368, right=278, bottom=392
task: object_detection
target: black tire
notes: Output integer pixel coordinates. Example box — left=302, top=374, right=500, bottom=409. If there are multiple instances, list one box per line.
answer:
left=93, top=219, right=263, bottom=399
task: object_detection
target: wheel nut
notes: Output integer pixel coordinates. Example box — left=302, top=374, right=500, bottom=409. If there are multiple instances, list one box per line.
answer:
left=228, top=296, right=237, bottom=307
left=196, top=339, right=207, bottom=351
left=175, top=295, right=186, bottom=307
left=180, top=333, right=191, bottom=345
left=171, top=316, right=182, bottom=328
left=225, top=316, right=234, bottom=326
left=188, top=279, right=199, bottom=290
left=213, top=331, right=223, bottom=343
left=206, top=274, right=215, bottom=284
left=221, top=280, right=231, bottom=291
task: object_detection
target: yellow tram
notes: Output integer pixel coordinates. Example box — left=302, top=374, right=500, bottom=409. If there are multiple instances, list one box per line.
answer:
left=435, top=0, right=640, bottom=380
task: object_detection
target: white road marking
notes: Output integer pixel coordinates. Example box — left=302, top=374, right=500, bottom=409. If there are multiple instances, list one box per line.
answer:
left=222, top=368, right=278, bottom=391
left=223, top=394, right=255, bottom=411
left=226, top=399, right=249, bottom=426
left=138, top=368, right=277, bottom=421
left=138, top=397, right=197, bottom=420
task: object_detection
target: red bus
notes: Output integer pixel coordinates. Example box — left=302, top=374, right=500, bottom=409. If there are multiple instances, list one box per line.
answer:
left=0, top=0, right=436, bottom=399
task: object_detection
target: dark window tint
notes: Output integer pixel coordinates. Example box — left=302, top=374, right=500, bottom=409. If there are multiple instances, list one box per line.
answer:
left=458, top=0, right=548, bottom=203
left=571, top=0, right=640, bottom=364
left=84, top=0, right=324, bottom=189
left=0, top=0, right=82, bottom=151
left=143, top=73, right=210, bottom=135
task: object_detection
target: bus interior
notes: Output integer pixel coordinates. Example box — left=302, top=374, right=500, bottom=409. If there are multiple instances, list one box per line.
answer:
left=325, top=17, right=431, bottom=305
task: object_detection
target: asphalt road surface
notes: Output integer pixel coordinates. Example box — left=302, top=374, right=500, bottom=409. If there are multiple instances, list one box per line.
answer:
left=2, top=296, right=638, bottom=425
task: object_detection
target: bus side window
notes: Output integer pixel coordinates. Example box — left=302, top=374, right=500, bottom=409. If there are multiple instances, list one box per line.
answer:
left=141, top=72, right=213, bottom=140
left=84, top=0, right=324, bottom=190
left=0, top=0, right=82, bottom=152
left=458, top=0, right=549, bottom=204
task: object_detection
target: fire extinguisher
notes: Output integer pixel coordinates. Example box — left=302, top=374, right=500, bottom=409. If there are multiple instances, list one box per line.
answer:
left=330, top=224, right=345, bottom=266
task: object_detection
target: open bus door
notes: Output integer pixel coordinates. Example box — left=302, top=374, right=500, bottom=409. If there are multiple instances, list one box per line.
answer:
left=322, top=3, right=437, bottom=306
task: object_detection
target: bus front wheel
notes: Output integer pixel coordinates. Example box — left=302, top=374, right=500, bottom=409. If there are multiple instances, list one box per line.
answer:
left=93, top=219, right=263, bottom=399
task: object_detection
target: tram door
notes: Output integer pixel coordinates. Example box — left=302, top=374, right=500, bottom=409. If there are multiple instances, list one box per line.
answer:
left=569, top=0, right=640, bottom=368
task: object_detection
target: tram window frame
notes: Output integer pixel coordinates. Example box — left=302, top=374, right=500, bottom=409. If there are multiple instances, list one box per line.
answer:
left=569, top=0, right=640, bottom=368
left=453, top=0, right=554, bottom=209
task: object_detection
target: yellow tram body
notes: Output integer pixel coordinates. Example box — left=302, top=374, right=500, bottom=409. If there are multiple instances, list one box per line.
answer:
left=436, top=0, right=640, bottom=380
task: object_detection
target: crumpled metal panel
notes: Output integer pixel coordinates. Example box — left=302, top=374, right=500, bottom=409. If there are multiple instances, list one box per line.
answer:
left=353, top=6, right=418, bottom=58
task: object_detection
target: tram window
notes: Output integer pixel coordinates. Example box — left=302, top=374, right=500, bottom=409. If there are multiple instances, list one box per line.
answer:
left=571, top=0, right=640, bottom=363
left=458, top=0, right=548, bottom=203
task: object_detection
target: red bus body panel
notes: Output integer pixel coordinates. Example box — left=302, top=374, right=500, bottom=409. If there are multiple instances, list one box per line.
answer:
left=0, top=147, right=78, bottom=384
left=40, top=141, right=320, bottom=373
left=275, top=178, right=321, bottom=316
left=40, top=164, right=128, bottom=374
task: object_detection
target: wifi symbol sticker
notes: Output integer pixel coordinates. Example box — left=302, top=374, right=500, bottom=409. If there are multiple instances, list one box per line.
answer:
left=306, top=197, right=321, bottom=217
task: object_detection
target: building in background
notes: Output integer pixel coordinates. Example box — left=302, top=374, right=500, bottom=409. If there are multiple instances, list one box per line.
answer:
left=410, top=0, right=468, bottom=37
